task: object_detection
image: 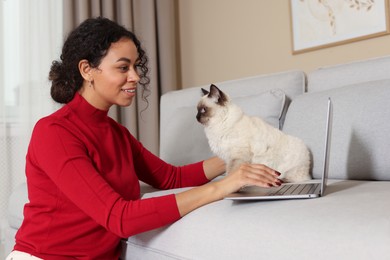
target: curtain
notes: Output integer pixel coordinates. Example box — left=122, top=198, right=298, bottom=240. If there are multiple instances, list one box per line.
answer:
left=63, top=0, right=181, bottom=155
left=0, top=0, right=63, bottom=251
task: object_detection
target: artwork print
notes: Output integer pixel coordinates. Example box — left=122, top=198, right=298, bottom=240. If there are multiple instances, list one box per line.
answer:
left=290, top=0, right=390, bottom=53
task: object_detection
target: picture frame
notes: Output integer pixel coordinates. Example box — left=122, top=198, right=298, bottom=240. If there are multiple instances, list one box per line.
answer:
left=290, top=0, right=390, bottom=54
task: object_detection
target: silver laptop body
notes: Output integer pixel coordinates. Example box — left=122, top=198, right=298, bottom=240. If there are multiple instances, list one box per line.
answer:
left=224, top=98, right=332, bottom=201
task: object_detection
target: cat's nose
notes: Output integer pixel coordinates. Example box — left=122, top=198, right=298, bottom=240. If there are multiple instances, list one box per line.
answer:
left=196, top=113, right=201, bottom=122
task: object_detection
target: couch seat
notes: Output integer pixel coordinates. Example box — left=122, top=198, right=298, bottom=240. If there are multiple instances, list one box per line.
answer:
left=122, top=180, right=390, bottom=260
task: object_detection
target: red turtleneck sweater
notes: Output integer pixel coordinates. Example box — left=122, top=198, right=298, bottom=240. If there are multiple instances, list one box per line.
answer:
left=14, top=93, right=208, bottom=259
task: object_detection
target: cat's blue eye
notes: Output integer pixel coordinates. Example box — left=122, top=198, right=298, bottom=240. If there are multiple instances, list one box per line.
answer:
left=201, top=108, right=206, bottom=114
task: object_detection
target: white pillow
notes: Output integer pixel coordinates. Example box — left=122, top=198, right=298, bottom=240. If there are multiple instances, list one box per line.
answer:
left=233, top=89, right=286, bottom=129
left=160, top=89, right=286, bottom=165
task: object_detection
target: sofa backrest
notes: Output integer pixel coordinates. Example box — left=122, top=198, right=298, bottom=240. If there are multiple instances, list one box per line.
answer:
left=160, top=55, right=390, bottom=181
left=286, top=55, right=390, bottom=180
left=160, top=71, right=305, bottom=165
left=283, top=79, right=390, bottom=181
left=307, top=55, right=390, bottom=93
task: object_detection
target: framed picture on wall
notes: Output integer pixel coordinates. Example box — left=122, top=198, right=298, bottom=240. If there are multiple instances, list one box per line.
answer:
left=290, top=0, right=390, bottom=54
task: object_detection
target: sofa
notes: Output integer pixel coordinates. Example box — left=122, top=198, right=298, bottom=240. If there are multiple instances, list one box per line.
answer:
left=5, top=55, right=390, bottom=259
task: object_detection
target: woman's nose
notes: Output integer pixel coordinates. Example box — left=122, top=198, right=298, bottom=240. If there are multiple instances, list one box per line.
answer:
left=128, top=70, right=140, bottom=83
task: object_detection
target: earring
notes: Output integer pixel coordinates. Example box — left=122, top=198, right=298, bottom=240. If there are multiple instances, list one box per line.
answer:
left=89, top=79, right=93, bottom=88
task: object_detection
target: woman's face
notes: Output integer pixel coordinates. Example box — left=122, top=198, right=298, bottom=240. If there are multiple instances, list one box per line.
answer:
left=82, top=37, right=141, bottom=111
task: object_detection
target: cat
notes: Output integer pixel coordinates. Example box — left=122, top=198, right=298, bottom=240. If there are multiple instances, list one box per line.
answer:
left=196, top=84, right=311, bottom=182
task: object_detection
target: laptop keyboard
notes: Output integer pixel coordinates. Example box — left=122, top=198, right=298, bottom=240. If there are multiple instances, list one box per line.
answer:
left=268, top=183, right=320, bottom=196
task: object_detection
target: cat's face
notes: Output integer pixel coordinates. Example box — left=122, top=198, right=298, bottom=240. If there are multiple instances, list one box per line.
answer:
left=196, top=84, right=229, bottom=126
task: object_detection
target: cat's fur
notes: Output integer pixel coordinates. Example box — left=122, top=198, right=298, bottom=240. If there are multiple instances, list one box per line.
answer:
left=196, top=84, right=311, bottom=182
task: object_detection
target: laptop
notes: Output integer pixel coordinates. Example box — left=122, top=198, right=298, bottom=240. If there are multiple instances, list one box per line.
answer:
left=224, top=98, right=332, bottom=201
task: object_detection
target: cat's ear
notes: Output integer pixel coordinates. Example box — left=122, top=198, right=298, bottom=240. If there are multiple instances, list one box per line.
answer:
left=209, top=84, right=220, bottom=98
left=201, top=88, right=209, bottom=96
left=209, top=84, right=228, bottom=105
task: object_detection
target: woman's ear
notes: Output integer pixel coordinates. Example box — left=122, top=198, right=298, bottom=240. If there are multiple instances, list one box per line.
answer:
left=78, top=59, right=93, bottom=81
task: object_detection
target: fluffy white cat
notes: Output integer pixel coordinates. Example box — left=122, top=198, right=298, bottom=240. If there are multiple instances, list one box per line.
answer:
left=196, top=84, right=311, bottom=182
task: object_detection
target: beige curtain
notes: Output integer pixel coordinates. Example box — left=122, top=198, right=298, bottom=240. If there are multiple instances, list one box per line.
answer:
left=63, top=0, right=181, bottom=155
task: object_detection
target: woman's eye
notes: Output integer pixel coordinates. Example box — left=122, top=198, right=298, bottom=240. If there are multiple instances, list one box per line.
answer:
left=135, top=64, right=142, bottom=73
left=119, top=66, right=129, bottom=72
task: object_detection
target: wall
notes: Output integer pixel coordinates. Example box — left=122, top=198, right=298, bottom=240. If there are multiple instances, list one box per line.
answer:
left=178, top=0, right=390, bottom=88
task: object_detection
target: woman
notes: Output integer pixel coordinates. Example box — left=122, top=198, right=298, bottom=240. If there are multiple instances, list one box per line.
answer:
left=7, top=17, right=281, bottom=259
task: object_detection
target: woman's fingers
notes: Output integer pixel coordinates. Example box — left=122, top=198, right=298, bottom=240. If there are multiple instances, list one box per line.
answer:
left=219, top=163, right=283, bottom=195
left=238, top=164, right=282, bottom=187
left=243, top=163, right=280, bottom=177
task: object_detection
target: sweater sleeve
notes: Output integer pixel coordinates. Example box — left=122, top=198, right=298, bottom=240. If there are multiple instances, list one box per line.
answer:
left=128, top=134, right=209, bottom=189
left=28, top=119, right=181, bottom=238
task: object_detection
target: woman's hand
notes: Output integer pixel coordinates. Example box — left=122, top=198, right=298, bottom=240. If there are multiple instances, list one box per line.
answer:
left=175, top=163, right=281, bottom=217
left=215, top=164, right=282, bottom=196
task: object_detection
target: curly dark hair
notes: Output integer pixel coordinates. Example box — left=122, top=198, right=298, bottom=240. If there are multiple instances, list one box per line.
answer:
left=49, top=16, right=150, bottom=104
